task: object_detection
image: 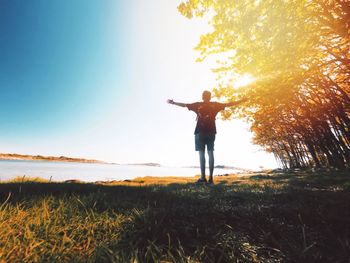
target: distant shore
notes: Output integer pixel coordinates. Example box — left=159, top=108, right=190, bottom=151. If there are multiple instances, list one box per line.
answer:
left=126, top=163, right=161, bottom=167
left=0, top=153, right=105, bottom=164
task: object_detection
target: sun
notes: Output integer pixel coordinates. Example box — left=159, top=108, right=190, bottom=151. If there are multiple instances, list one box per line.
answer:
left=234, top=74, right=256, bottom=88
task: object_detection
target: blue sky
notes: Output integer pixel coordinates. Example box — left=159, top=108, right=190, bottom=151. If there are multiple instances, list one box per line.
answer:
left=0, top=0, right=277, bottom=169
left=0, top=0, right=127, bottom=136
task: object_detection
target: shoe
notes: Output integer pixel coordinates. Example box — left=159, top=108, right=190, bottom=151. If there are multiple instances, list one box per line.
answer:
left=208, top=177, right=213, bottom=184
left=196, top=178, right=207, bottom=183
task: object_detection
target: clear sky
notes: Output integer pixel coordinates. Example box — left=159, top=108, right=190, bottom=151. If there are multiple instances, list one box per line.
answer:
left=0, top=0, right=277, bottom=169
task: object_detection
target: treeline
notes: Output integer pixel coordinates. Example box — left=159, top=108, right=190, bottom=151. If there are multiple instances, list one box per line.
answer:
left=250, top=0, right=350, bottom=169
left=179, top=0, right=350, bottom=169
left=251, top=73, right=350, bottom=169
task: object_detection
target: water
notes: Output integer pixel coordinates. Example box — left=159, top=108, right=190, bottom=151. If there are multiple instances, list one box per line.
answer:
left=0, top=160, right=242, bottom=182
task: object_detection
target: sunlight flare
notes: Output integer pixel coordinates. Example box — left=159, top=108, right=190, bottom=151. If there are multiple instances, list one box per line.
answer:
left=234, top=74, right=256, bottom=88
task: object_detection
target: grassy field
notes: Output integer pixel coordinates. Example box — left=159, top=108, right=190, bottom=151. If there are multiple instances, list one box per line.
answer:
left=0, top=170, right=349, bottom=262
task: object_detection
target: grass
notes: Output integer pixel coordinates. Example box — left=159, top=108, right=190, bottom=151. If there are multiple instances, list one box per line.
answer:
left=0, top=170, right=349, bottom=262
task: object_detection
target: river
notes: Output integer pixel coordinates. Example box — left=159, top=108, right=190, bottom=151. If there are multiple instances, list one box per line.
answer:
left=0, top=160, right=242, bottom=182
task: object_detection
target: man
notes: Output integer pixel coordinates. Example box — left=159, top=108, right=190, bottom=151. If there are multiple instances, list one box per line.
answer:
left=167, top=90, right=246, bottom=183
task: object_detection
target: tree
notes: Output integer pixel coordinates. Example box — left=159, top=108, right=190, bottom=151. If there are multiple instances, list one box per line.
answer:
left=178, top=0, right=350, bottom=168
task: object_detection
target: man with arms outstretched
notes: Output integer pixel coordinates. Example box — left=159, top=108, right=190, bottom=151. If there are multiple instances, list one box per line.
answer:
left=167, top=90, right=246, bottom=183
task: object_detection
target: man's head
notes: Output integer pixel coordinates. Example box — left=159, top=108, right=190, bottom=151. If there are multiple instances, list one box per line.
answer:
left=202, top=90, right=211, bottom=102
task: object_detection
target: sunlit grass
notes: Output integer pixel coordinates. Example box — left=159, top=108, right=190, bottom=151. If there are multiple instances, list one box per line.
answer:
left=0, top=170, right=349, bottom=262
left=1, top=176, right=51, bottom=183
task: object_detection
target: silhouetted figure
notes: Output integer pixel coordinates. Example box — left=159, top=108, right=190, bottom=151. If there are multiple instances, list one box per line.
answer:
left=167, top=90, right=246, bottom=183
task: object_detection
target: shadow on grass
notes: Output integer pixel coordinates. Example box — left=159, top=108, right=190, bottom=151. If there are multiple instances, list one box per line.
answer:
left=249, top=169, right=350, bottom=191
left=1, top=172, right=350, bottom=262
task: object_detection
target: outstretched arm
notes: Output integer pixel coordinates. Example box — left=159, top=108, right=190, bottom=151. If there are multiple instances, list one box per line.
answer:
left=224, top=97, right=248, bottom=107
left=167, top=99, right=188, bottom=108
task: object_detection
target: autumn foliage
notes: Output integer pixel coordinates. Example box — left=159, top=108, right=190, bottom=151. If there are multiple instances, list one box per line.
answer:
left=179, top=0, right=350, bottom=169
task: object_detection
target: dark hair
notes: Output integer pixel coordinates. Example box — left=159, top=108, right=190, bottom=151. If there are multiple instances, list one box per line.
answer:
left=202, top=90, right=211, bottom=102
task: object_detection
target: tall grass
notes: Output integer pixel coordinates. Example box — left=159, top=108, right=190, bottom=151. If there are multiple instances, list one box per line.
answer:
left=0, top=170, right=349, bottom=262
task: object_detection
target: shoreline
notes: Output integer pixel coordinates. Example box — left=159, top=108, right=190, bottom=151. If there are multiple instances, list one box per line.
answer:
left=0, top=172, right=262, bottom=185
left=0, top=153, right=105, bottom=164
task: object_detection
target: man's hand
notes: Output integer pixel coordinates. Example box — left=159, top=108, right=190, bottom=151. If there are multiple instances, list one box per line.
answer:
left=167, top=99, right=187, bottom=107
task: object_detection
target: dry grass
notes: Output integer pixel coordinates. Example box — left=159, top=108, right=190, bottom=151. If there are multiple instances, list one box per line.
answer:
left=103, top=174, right=253, bottom=186
left=0, top=170, right=349, bottom=262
